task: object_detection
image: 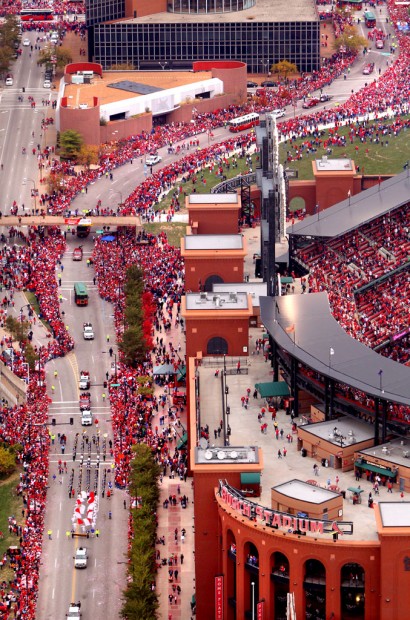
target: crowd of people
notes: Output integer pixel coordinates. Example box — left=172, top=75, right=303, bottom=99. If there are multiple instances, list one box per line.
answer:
left=0, top=0, right=409, bottom=616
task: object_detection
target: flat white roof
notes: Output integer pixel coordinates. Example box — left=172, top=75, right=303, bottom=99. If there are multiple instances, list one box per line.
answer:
left=213, top=282, right=267, bottom=307
left=196, top=445, right=259, bottom=464
left=189, top=194, right=239, bottom=204
left=272, top=479, right=339, bottom=504
left=184, top=234, right=243, bottom=250
left=299, top=416, right=374, bottom=447
left=185, top=291, right=249, bottom=310
left=379, top=502, right=410, bottom=527
left=315, top=158, right=353, bottom=172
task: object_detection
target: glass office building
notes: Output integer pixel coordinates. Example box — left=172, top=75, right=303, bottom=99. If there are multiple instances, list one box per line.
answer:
left=90, top=20, right=320, bottom=74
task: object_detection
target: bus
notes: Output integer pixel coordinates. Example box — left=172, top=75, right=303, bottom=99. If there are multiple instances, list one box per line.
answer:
left=76, top=218, right=92, bottom=238
left=228, top=112, right=260, bottom=133
left=20, top=8, right=53, bottom=21
left=74, top=282, right=89, bottom=306
left=364, top=10, right=376, bottom=27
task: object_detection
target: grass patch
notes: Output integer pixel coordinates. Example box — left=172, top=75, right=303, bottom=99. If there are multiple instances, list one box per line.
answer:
left=0, top=471, right=24, bottom=555
left=25, top=291, right=52, bottom=332
left=279, top=116, right=410, bottom=180
left=155, top=152, right=258, bottom=213
left=144, top=222, right=187, bottom=248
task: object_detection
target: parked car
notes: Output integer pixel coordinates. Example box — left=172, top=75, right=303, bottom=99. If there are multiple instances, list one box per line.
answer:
left=261, top=80, right=277, bottom=87
left=362, top=63, right=375, bottom=75
left=302, top=97, right=320, bottom=109
left=43, top=80, right=51, bottom=88
left=247, top=81, right=258, bottom=88
left=22, top=38, right=30, bottom=46
left=5, top=77, right=13, bottom=86
left=145, top=154, right=162, bottom=166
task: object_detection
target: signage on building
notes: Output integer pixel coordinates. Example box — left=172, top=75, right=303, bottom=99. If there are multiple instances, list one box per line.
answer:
left=64, top=218, right=82, bottom=225
left=219, top=481, right=353, bottom=535
left=215, top=575, right=224, bottom=620
left=257, top=600, right=265, bottom=619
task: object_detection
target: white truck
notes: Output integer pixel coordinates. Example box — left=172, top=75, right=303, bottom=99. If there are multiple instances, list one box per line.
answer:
left=83, top=322, right=94, bottom=340
left=74, top=547, right=88, bottom=569
left=66, top=603, right=82, bottom=618
left=81, top=409, right=93, bottom=426
left=79, top=371, right=90, bottom=390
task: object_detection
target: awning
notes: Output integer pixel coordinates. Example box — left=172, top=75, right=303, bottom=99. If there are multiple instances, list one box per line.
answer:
left=281, top=277, right=294, bottom=284
left=177, top=366, right=186, bottom=381
left=177, top=432, right=188, bottom=450
left=354, top=461, right=396, bottom=478
left=347, top=486, right=364, bottom=494
left=240, top=473, right=261, bottom=485
left=153, top=363, right=176, bottom=376
left=255, top=381, right=290, bottom=398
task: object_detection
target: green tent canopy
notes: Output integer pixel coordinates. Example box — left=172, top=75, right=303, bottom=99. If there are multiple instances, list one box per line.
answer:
left=177, top=432, right=188, bottom=450
left=255, top=381, right=290, bottom=398
left=354, top=461, right=396, bottom=478
left=240, top=473, right=261, bottom=484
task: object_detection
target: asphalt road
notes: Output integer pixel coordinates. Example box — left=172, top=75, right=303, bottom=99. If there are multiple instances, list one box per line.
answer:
left=0, top=6, right=399, bottom=618
left=31, top=234, right=129, bottom=620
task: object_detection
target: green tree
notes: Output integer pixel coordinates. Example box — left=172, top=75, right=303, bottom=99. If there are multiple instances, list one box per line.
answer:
left=0, top=46, right=13, bottom=75
left=38, top=46, right=72, bottom=70
left=333, top=25, right=368, bottom=54
left=0, top=446, right=16, bottom=477
left=270, top=60, right=298, bottom=82
left=5, top=316, right=30, bottom=344
left=119, top=326, right=149, bottom=366
left=77, top=144, right=99, bottom=169
left=60, top=129, right=83, bottom=160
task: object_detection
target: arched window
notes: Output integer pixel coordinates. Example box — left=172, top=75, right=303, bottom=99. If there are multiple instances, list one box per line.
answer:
left=340, top=563, right=365, bottom=619
left=204, top=274, right=224, bottom=292
left=207, top=337, right=228, bottom=355
left=304, top=559, right=326, bottom=620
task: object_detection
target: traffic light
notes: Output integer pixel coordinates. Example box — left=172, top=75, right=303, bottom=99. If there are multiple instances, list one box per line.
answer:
left=70, top=418, right=74, bottom=426
left=52, top=418, right=56, bottom=426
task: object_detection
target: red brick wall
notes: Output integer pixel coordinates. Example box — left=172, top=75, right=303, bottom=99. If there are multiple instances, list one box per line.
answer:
left=184, top=317, right=249, bottom=358
left=188, top=208, right=239, bottom=235
left=185, top=256, right=244, bottom=292
left=125, top=0, right=167, bottom=18
left=60, top=98, right=101, bottom=146
left=99, top=114, right=153, bottom=144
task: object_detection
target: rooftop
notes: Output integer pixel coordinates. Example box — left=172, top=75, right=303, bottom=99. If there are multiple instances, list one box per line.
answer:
left=192, top=353, right=410, bottom=539
left=188, top=194, right=239, bottom=204
left=185, top=291, right=249, bottom=310
left=63, top=70, right=212, bottom=109
left=300, top=416, right=374, bottom=447
left=184, top=234, right=243, bottom=250
left=119, top=0, right=318, bottom=24
left=359, top=438, right=410, bottom=468
left=195, top=445, right=259, bottom=465
left=288, top=169, right=410, bottom=239
left=213, top=282, right=267, bottom=307
left=272, top=479, right=340, bottom=504
left=379, top=502, right=410, bottom=527
left=314, top=157, right=354, bottom=172
left=260, top=293, right=410, bottom=407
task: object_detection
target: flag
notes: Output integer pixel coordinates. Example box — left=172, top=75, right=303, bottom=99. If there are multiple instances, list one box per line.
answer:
left=285, top=324, right=295, bottom=334
left=330, top=348, right=335, bottom=356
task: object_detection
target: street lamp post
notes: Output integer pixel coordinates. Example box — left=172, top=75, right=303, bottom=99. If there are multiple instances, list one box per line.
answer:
left=251, top=581, right=255, bottom=620
left=159, top=61, right=168, bottom=70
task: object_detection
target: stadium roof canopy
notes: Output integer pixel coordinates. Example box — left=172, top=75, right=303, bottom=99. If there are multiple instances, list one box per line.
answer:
left=289, top=169, right=410, bottom=239
left=260, top=293, right=410, bottom=407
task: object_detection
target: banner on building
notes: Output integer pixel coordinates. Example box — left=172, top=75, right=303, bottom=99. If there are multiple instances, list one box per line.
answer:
left=257, top=600, right=265, bottom=620
left=215, top=575, right=224, bottom=620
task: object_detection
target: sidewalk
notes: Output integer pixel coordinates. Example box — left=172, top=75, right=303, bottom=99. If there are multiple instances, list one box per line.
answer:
left=148, top=276, right=196, bottom=620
